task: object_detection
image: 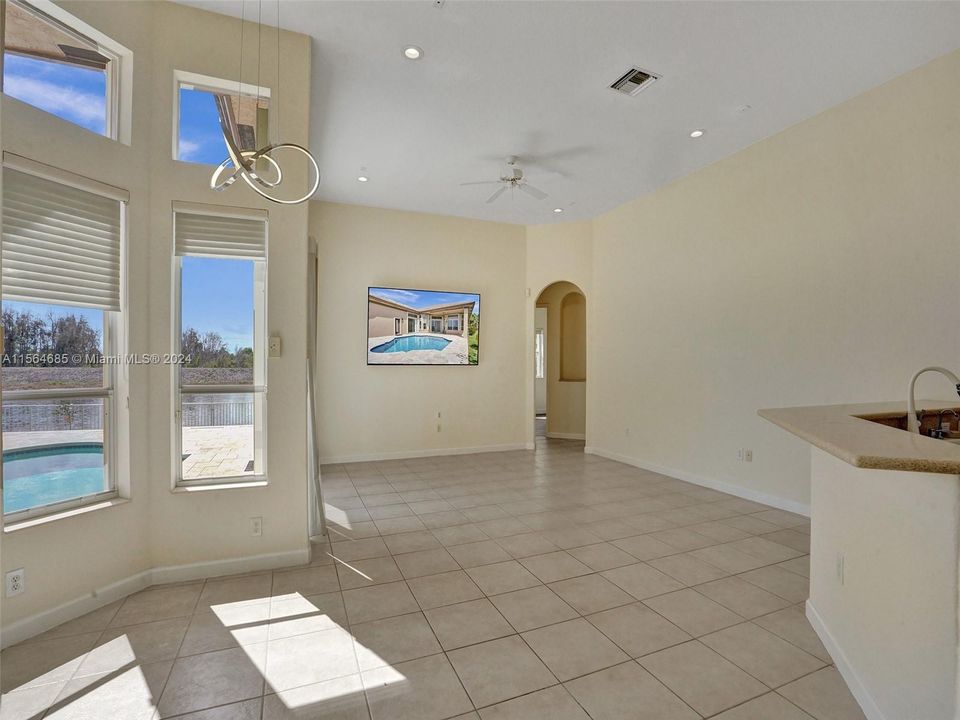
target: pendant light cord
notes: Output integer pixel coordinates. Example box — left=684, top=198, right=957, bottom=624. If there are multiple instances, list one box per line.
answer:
left=237, top=0, right=245, bottom=129
left=275, top=0, right=281, bottom=145
left=256, top=0, right=263, bottom=109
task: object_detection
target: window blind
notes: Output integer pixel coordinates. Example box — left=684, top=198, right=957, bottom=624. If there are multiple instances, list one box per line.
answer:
left=2, top=167, right=123, bottom=311
left=175, top=211, right=266, bottom=259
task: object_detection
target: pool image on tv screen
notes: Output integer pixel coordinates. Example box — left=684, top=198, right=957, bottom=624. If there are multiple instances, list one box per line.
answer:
left=368, top=287, right=480, bottom=365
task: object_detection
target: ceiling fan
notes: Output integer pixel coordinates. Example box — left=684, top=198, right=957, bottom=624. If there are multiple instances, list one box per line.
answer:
left=460, top=156, right=548, bottom=204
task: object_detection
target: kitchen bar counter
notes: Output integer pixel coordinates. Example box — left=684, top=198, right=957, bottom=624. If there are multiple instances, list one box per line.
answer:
left=759, top=399, right=960, bottom=474
left=760, top=399, right=960, bottom=720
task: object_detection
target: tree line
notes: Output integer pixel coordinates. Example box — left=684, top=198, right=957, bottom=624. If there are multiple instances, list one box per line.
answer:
left=2, top=307, right=252, bottom=368
left=2, top=307, right=101, bottom=364
left=180, top=328, right=253, bottom=368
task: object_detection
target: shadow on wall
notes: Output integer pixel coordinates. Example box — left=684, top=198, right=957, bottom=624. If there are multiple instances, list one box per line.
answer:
left=535, top=281, right=586, bottom=439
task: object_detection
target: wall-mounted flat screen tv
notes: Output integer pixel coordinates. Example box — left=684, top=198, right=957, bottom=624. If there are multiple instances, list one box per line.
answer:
left=368, top=287, right=480, bottom=366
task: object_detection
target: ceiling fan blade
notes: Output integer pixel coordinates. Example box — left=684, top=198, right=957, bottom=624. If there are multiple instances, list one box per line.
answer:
left=460, top=180, right=500, bottom=186
left=518, top=183, right=548, bottom=200
left=485, top=186, right=507, bottom=204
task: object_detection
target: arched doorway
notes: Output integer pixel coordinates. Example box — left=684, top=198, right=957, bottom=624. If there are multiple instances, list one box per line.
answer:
left=534, top=281, right=586, bottom=444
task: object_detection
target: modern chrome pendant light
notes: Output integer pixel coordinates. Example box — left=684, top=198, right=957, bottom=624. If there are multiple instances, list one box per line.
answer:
left=210, top=0, right=320, bottom=205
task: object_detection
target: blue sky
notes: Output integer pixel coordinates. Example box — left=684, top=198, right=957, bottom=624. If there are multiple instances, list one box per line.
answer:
left=182, top=257, right=254, bottom=349
left=178, top=87, right=230, bottom=164
left=3, top=54, right=106, bottom=135
left=371, top=288, right=480, bottom=315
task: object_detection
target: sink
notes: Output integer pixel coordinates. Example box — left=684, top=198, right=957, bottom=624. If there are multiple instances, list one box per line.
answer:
left=857, top=408, right=960, bottom=441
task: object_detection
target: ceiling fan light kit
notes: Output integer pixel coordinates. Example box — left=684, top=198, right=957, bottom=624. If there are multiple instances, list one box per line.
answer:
left=210, top=0, right=321, bottom=205
left=460, top=156, right=549, bottom=205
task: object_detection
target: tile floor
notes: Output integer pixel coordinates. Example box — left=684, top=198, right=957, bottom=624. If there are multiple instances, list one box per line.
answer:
left=0, top=438, right=867, bottom=720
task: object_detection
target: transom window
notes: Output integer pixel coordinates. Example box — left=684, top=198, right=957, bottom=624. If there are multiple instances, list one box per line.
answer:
left=173, top=206, right=267, bottom=485
left=175, top=70, right=270, bottom=166
left=2, top=0, right=126, bottom=139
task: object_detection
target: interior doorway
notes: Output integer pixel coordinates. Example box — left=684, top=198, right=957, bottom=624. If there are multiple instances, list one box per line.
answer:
left=534, top=307, right=547, bottom=436
left=533, top=281, right=586, bottom=442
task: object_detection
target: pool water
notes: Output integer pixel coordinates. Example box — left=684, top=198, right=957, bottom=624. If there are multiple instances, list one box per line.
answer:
left=3, top=444, right=105, bottom=513
left=371, top=335, right=452, bottom=353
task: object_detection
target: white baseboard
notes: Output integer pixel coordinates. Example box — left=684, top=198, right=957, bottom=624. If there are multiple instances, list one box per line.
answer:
left=805, top=600, right=885, bottom=720
left=546, top=432, right=586, bottom=440
left=1, top=547, right=310, bottom=649
left=320, top=443, right=528, bottom=465
left=582, top=446, right=810, bottom=517
left=149, top=547, right=310, bottom=586
left=525, top=442, right=536, bottom=450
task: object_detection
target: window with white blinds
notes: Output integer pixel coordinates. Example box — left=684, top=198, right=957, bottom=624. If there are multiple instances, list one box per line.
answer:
left=174, top=210, right=266, bottom=259
left=2, top=166, right=124, bottom=310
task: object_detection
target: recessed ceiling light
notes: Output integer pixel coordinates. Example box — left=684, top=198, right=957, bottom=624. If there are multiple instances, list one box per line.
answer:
left=403, top=46, right=423, bottom=60
left=689, top=129, right=705, bottom=138
left=553, top=208, right=563, bottom=213
left=357, top=175, right=369, bottom=182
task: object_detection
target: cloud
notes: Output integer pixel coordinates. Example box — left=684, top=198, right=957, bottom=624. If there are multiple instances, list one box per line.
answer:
left=371, top=288, right=479, bottom=311
left=4, top=73, right=105, bottom=131
left=372, top=288, right=421, bottom=305
left=178, top=138, right=203, bottom=161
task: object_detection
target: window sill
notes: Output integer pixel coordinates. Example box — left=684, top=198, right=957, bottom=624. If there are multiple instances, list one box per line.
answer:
left=4, top=497, right=130, bottom=534
left=172, top=478, right=268, bottom=494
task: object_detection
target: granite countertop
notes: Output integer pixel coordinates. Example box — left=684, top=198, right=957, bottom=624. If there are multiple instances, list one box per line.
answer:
left=759, top=399, right=960, bottom=474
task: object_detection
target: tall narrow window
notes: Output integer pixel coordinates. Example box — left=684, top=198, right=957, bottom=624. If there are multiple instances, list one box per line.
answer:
left=174, top=207, right=267, bottom=485
left=1, top=158, right=126, bottom=519
left=2, top=0, right=122, bottom=138
left=535, top=328, right=545, bottom=380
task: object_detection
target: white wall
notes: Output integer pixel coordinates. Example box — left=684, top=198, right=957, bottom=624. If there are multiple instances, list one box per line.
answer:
left=311, top=201, right=527, bottom=462
left=1, top=0, right=312, bottom=639
left=587, top=50, right=960, bottom=511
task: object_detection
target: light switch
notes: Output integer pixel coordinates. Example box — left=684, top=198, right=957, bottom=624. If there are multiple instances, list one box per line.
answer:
left=268, top=335, right=282, bottom=357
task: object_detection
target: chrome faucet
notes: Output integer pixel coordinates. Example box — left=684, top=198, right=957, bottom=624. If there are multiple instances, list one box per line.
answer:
left=932, top=408, right=960, bottom=437
left=907, top=367, right=960, bottom=434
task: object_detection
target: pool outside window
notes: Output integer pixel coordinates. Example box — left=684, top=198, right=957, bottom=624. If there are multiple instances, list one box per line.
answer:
left=2, top=303, right=114, bottom=516
left=173, top=205, right=268, bottom=487
left=1, top=160, right=127, bottom=521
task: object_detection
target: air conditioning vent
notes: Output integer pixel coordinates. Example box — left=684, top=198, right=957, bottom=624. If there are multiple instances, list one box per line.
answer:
left=610, top=67, right=659, bottom=97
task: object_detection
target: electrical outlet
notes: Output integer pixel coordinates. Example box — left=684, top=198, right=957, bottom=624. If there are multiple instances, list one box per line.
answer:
left=744, top=449, right=753, bottom=462
left=250, top=517, right=263, bottom=537
left=268, top=336, right=282, bottom=357
left=737, top=448, right=743, bottom=461
left=6, top=568, right=25, bottom=597
left=836, top=553, right=845, bottom=585
left=437, top=423, right=442, bottom=433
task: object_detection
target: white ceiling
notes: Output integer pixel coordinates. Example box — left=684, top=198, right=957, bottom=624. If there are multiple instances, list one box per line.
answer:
left=180, top=1, right=960, bottom=225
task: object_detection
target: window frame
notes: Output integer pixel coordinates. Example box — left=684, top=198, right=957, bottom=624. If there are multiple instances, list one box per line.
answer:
left=2, top=0, right=132, bottom=143
left=2, top=314, right=118, bottom=522
left=1, top=158, right=128, bottom=522
left=172, top=69, right=271, bottom=165
left=446, top=314, right=461, bottom=333
left=171, top=207, right=268, bottom=489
